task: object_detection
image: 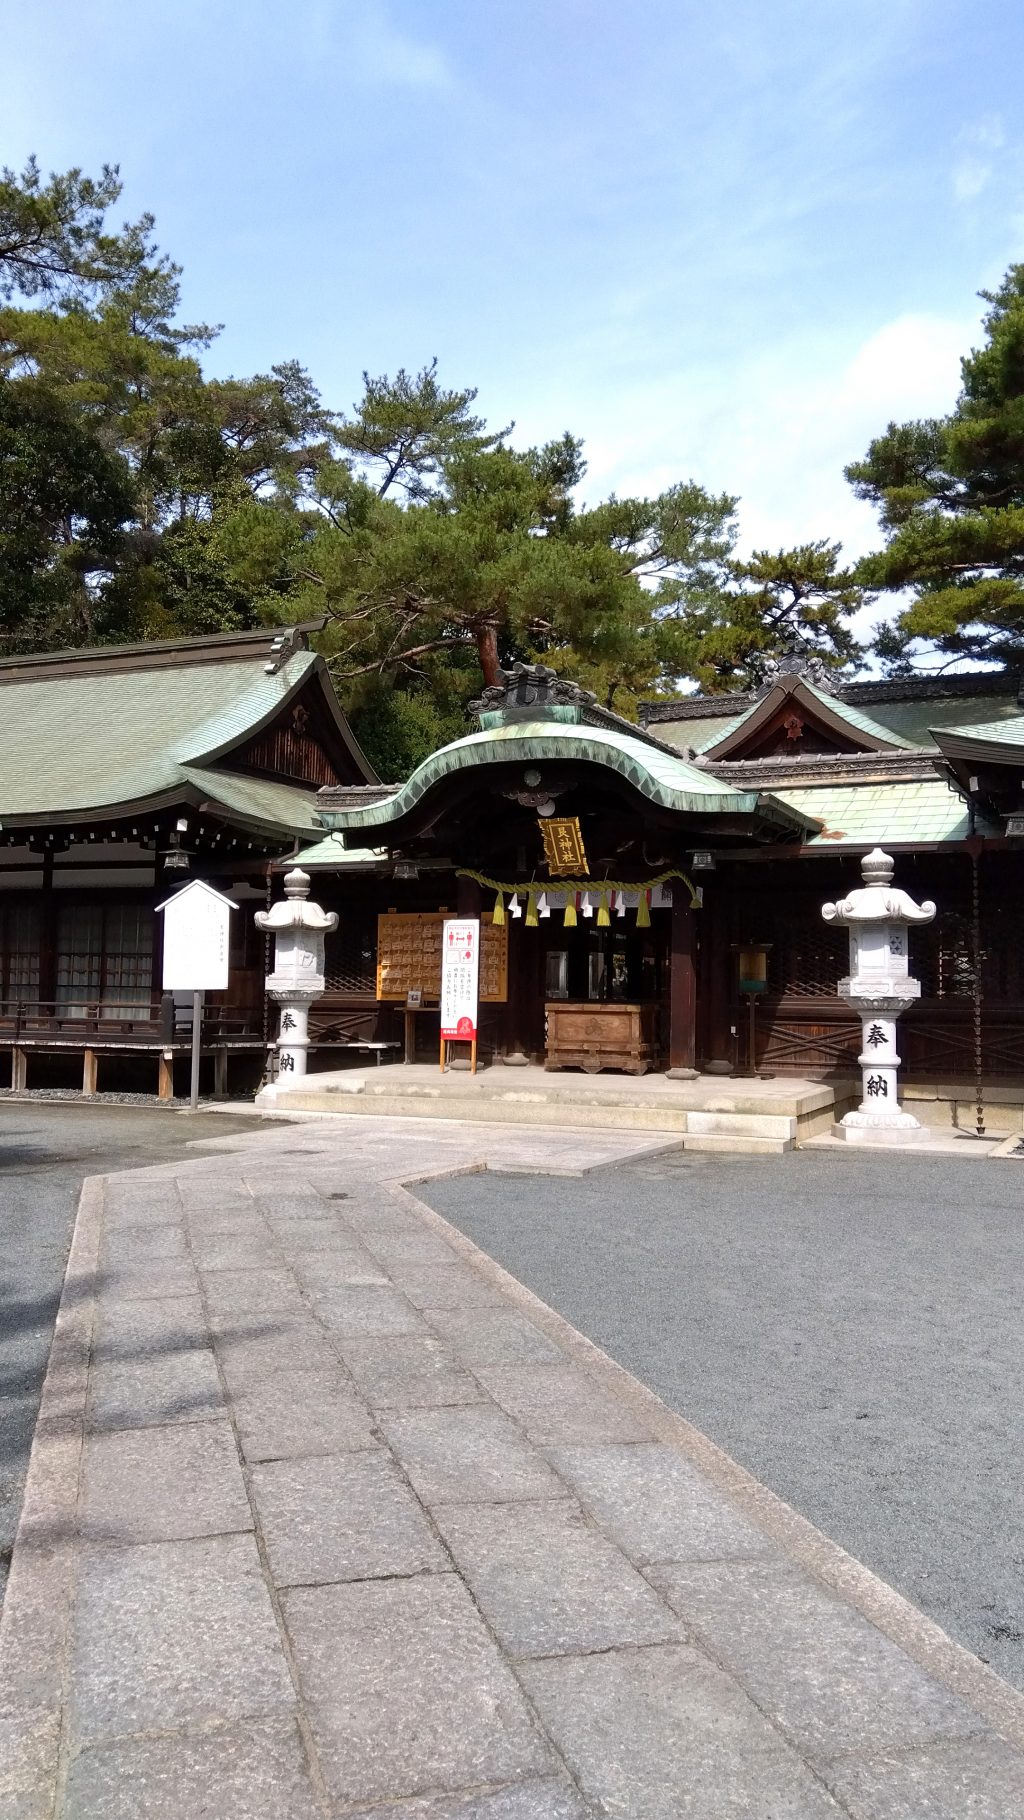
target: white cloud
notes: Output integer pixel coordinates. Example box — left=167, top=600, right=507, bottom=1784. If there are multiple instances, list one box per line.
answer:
left=348, top=3, right=453, bottom=90
left=952, top=115, right=1005, bottom=203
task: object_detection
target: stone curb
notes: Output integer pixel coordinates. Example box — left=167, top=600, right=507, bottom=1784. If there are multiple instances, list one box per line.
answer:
left=0, top=1173, right=104, bottom=1814
left=389, top=1168, right=1024, bottom=1754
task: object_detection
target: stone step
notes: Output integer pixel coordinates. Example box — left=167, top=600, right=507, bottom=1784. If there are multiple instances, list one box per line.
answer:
left=682, top=1132, right=794, bottom=1155
left=270, top=1088, right=690, bottom=1133
left=685, top=1111, right=799, bottom=1140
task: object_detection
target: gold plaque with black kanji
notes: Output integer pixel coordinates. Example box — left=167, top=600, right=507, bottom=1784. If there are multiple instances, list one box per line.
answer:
left=540, top=816, right=589, bottom=876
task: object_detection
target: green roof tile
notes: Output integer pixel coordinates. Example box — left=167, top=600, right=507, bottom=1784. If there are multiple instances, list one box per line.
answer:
left=774, top=778, right=995, bottom=846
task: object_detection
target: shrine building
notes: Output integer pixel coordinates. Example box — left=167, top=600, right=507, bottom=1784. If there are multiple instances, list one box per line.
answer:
left=2, top=628, right=1023, bottom=1127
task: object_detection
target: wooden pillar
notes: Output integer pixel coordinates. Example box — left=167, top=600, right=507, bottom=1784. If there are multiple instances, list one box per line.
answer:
left=157, top=1051, right=174, bottom=1100
left=456, top=875, right=482, bottom=918
left=11, top=1047, right=27, bottom=1093
left=213, top=1046, right=228, bottom=1100
left=82, top=1048, right=98, bottom=1095
left=667, top=892, right=698, bottom=1077
left=39, top=847, right=56, bottom=1010
left=703, top=884, right=735, bottom=1074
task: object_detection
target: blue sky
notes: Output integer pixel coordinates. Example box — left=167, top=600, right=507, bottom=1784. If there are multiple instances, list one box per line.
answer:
left=4, top=0, right=1023, bottom=594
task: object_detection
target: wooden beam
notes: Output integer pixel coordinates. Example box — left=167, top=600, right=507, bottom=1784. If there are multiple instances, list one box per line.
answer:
left=11, top=1047, right=27, bottom=1093
left=213, top=1046, right=228, bottom=1100
left=82, top=1048, right=98, bottom=1095
left=157, top=1052, right=174, bottom=1101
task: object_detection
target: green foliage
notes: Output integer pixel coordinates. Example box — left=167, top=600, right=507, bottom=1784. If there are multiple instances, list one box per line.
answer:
left=849, top=265, right=1024, bottom=670
left=0, top=156, right=869, bottom=768
left=0, top=379, right=135, bottom=650
left=656, top=541, right=867, bottom=692
left=0, top=157, right=145, bottom=301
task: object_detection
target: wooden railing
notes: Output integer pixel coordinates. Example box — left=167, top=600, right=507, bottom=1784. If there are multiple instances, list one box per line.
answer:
left=0, top=998, right=262, bottom=1042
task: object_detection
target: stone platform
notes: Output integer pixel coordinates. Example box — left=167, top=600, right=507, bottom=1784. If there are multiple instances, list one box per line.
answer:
left=3, top=1112, right=1023, bottom=1816
left=258, top=1064, right=837, bottom=1155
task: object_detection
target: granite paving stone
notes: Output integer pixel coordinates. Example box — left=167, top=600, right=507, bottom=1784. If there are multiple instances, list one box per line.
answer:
left=312, top=1284, right=429, bottom=1338
left=103, top=1190, right=180, bottom=1230
left=62, top=1719, right=321, bottom=1820
left=92, top=1292, right=209, bottom=1364
left=184, top=1207, right=269, bottom=1236
left=266, top=1217, right=373, bottom=1252
left=201, top=1267, right=307, bottom=1320
left=86, top=1348, right=225, bottom=1431
left=96, top=1258, right=200, bottom=1302
left=363, top=1229, right=466, bottom=1268
left=283, top=1573, right=554, bottom=1808
left=188, top=1230, right=283, bottom=1272
left=7, top=1117, right=1023, bottom=1820
left=477, top=1365, right=654, bottom=1446
left=345, top=1780, right=594, bottom=1819
left=70, top=1534, right=295, bottom=1740
left=252, top=1195, right=335, bottom=1222
left=212, top=1314, right=342, bottom=1393
left=424, top=1309, right=565, bottom=1367
left=434, top=1499, right=684, bottom=1659
left=231, top=1366, right=376, bottom=1461
left=520, top=1645, right=845, bottom=1819
left=251, top=1449, right=447, bottom=1586
left=338, top=1334, right=488, bottom=1410
left=648, top=1559, right=984, bottom=1764
left=291, top=1250, right=391, bottom=1295
left=79, top=1420, right=252, bottom=1544
left=98, top=1223, right=188, bottom=1264
left=548, top=1443, right=776, bottom=1564
left=821, top=1735, right=1024, bottom=1818
left=387, top=1264, right=508, bottom=1311
left=381, top=1406, right=566, bottom=1505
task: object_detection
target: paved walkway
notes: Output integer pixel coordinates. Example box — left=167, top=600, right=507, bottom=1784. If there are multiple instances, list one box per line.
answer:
left=2, top=1114, right=1023, bottom=1817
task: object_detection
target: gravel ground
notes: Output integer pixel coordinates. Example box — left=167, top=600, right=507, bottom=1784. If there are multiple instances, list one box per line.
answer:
left=423, top=1146, right=1024, bottom=1692
left=0, top=1102, right=265, bottom=1604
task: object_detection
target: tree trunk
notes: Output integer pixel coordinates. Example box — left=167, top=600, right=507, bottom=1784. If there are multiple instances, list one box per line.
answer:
left=475, top=621, right=503, bottom=688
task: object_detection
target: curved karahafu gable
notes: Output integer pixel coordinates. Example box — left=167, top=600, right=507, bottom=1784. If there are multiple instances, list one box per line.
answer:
left=316, top=716, right=818, bottom=846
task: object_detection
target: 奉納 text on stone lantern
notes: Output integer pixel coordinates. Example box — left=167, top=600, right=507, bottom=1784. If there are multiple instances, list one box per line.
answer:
left=255, top=867, right=338, bottom=1084
left=821, top=847, right=936, bottom=1144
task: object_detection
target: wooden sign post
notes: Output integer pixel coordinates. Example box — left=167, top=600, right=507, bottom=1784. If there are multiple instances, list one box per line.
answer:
left=156, top=881, right=236, bottom=1110
left=439, top=917, right=480, bottom=1074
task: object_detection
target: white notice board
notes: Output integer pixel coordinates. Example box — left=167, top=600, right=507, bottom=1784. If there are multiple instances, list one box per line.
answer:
left=156, top=880, right=236, bottom=992
left=440, top=918, right=479, bottom=1041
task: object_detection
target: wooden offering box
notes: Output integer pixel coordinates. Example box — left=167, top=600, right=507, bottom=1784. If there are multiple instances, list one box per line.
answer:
left=544, top=1000, right=659, bottom=1075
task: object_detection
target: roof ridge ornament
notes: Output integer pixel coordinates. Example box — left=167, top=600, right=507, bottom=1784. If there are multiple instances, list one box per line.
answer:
left=470, top=662, right=597, bottom=725
left=755, top=644, right=838, bottom=697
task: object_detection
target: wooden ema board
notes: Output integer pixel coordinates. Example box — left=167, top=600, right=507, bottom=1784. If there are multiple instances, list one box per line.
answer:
left=376, top=913, right=508, bottom=1002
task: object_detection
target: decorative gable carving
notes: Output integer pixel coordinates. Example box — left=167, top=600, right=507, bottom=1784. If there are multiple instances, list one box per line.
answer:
left=704, top=675, right=904, bottom=762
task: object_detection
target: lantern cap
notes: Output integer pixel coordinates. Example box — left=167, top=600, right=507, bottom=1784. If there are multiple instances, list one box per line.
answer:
left=821, top=848, right=936, bottom=928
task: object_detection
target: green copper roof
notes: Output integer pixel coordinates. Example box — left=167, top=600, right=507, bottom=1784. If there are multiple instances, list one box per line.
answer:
left=867, top=694, right=1024, bottom=745
left=289, top=833, right=388, bottom=868
left=317, top=717, right=810, bottom=835
left=0, top=646, right=321, bottom=827
left=937, top=711, right=1024, bottom=748
left=695, top=683, right=917, bottom=755
left=774, top=778, right=993, bottom=846
left=178, top=767, right=320, bottom=835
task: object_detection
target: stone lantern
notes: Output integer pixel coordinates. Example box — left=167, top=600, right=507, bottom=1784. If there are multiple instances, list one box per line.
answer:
left=255, top=868, right=337, bottom=1085
left=822, top=848, right=936, bottom=1144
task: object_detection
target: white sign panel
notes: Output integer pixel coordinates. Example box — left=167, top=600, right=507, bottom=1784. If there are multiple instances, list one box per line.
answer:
left=440, top=917, right=479, bottom=1041
left=157, top=881, right=236, bottom=992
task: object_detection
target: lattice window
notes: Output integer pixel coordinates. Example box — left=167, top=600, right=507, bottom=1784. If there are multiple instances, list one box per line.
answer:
left=913, top=910, right=975, bottom=1000
left=325, top=913, right=377, bottom=996
left=766, top=918, right=848, bottom=999
left=1, top=902, right=40, bottom=1002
